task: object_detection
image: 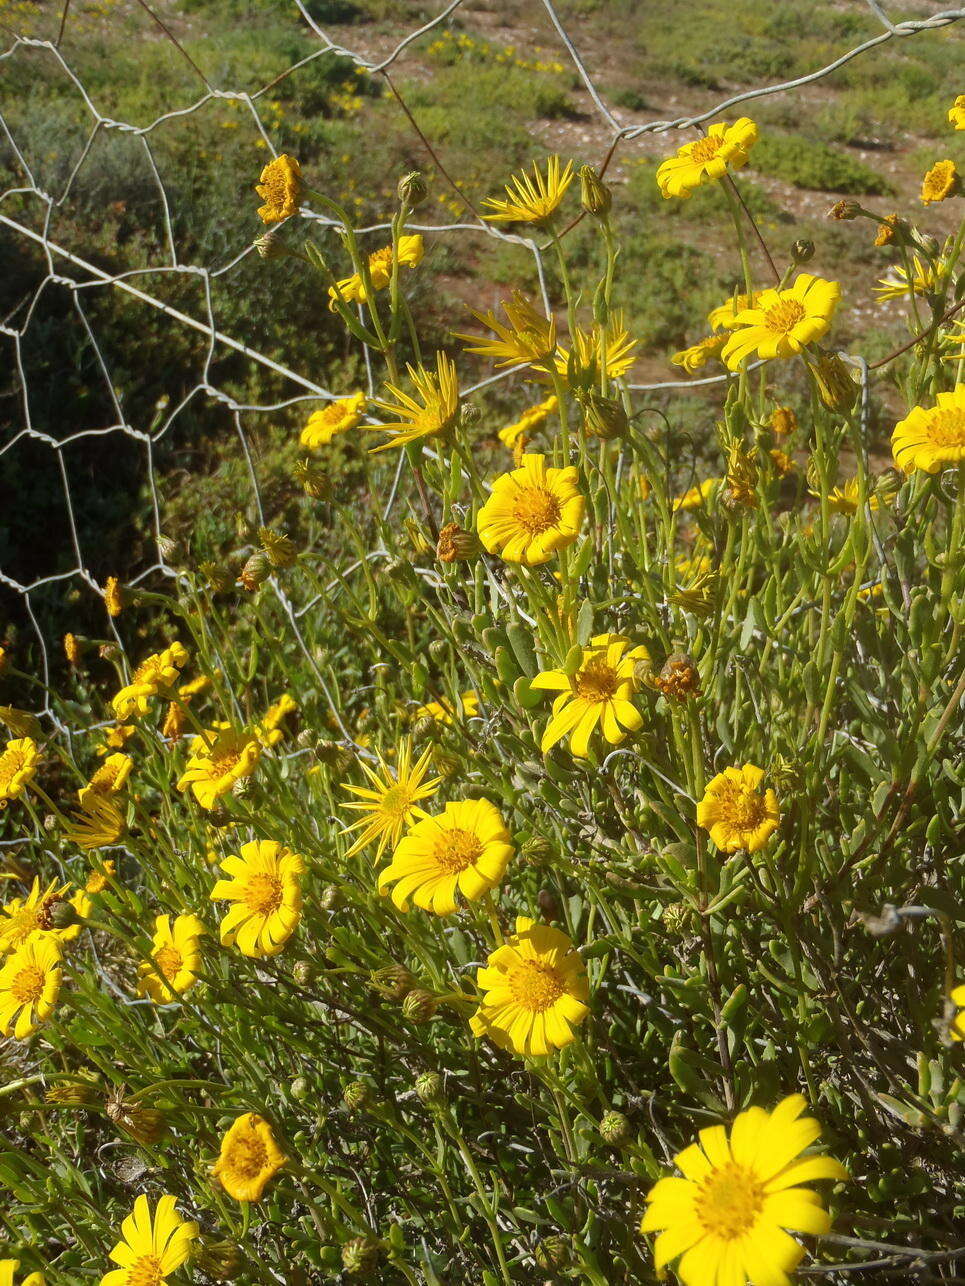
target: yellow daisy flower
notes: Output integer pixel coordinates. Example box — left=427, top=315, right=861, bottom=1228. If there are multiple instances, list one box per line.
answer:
left=671, top=333, right=726, bottom=373
left=379, top=798, right=514, bottom=915
left=697, top=763, right=780, bottom=853
left=950, top=983, right=965, bottom=1039
left=254, top=693, right=298, bottom=747
left=876, top=254, right=949, bottom=301
left=497, top=396, right=558, bottom=448
left=412, top=690, right=479, bottom=724
left=921, top=159, right=959, bottom=204
left=78, top=752, right=133, bottom=808
left=0, top=737, right=39, bottom=803
left=470, top=915, right=589, bottom=1057
left=112, top=642, right=189, bottom=720
left=641, top=1094, right=847, bottom=1286
left=340, top=739, right=441, bottom=859
left=137, top=914, right=206, bottom=1003
left=255, top=153, right=302, bottom=223
left=482, top=155, right=574, bottom=225
left=0, top=1260, right=45, bottom=1286
left=656, top=118, right=758, bottom=199
left=213, top=1112, right=288, bottom=1202
left=210, top=839, right=304, bottom=957
left=368, top=352, right=460, bottom=453
left=301, top=392, right=366, bottom=448
left=721, top=274, right=840, bottom=369
left=821, top=476, right=880, bottom=514
left=0, top=877, right=90, bottom=953
left=456, top=291, right=557, bottom=369
left=673, top=477, right=721, bottom=512
left=63, top=796, right=126, bottom=851
left=554, top=312, right=639, bottom=385
left=949, top=94, right=965, bottom=130
left=100, top=1194, right=199, bottom=1286
left=328, top=234, right=424, bottom=307
left=708, top=291, right=761, bottom=332
left=476, top=453, right=585, bottom=566
left=177, top=723, right=261, bottom=811
left=892, top=384, right=965, bottom=474
left=532, top=633, right=650, bottom=758
left=0, top=935, right=62, bottom=1039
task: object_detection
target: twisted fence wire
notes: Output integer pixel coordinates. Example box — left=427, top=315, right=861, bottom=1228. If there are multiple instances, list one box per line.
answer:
left=0, top=0, right=962, bottom=748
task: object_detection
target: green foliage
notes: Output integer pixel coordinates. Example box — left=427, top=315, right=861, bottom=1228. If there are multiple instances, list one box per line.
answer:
left=751, top=133, right=893, bottom=195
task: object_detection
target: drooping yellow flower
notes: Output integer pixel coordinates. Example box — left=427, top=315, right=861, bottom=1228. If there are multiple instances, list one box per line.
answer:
left=950, top=984, right=965, bottom=1039
left=254, top=694, right=298, bottom=747
left=921, top=159, right=959, bottom=204
left=497, top=396, right=558, bottom=448
left=100, top=1193, right=199, bottom=1286
left=697, top=763, right=780, bottom=853
left=137, top=914, right=206, bottom=1003
left=874, top=213, right=900, bottom=246
left=656, top=118, right=758, bottom=199
left=708, top=291, right=761, bottom=332
left=876, top=254, right=949, bottom=301
left=892, top=384, right=965, bottom=474
left=0, top=935, right=62, bottom=1039
left=368, top=352, right=460, bottom=453
left=78, top=752, right=133, bottom=808
left=0, top=1260, right=45, bottom=1286
left=482, top=155, right=574, bottom=225
left=328, top=235, right=424, bottom=307
left=671, top=333, right=726, bottom=373
left=822, top=476, right=880, bottom=514
left=98, top=724, right=136, bottom=755
left=0, top=737, right=38, bottom=803
left=470, top=916, right=589, bottom=1056
left=213, top=1113, right=288, bottom=1202
left=210, top=839, right=304, bottom=957
left=456, top=292, right=557, bottom=370
left=641, top=1094, right=847, bottom=1286
left=721, top=275, right=840, bottom=369
left=0, top=877, right=89, bottom=953
left=413, top=690, right=479, bottom=725
left=112, top=642, right=189, bottom=720
left=950, top=95, right=965, bottom=130
left=301, top=392, right=366, bottom=448
left=104, top=576, right=124, bottom=617
left=85, top=859, right=116, bottom=894
left=770, top=405, right=797, bottom=436
left=177, top=723, right=261, bottom=810
left=63, top=796, right=126, bottom=851
left=476, top=453, right=584, bottom=566
left=673, top=477, right=721, bottom=512
left=532, top=633, right=650, bottom=758
left=379, top=798, right=513, bottom=915
left=255, top=153, right=302, bottom=223
left=554, top=312, right=639, bottom=386
left=340, top=739, right=441, bottom=859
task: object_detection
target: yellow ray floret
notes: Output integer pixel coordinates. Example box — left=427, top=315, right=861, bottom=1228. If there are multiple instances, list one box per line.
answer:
left=656, top=118, right=758, bottom=199
left=476, top=453, right=585, bottom=566
left=100, top=1194, right=199, bottom=1286
left=482, top=155, right=574, bottom=225
left=892, top=385, right=965, bottom=474
left=210, top=839, right=304, bottom=958
left=721, top=274, right=839, bottom=369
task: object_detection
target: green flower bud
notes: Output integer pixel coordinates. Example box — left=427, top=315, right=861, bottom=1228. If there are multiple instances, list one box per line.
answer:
left=342, top=1235, right=380, bottom=1275
left=536, top=1235, right=572, bottom=1270
left=402, top=988, right=438, bottom=1024
left=398, top=171, right=428, bottom=207
left=415, top=1071, right=446, bottom=1110
left=599, top=1109, right=631, bottom=1145
left=578, top=163, right=612, bottom=218
left=342, top=1080, right=373, bottom=1113
left=370, top=964, right=416, bottom=1001
left=520, top=836, right=555, bottom=867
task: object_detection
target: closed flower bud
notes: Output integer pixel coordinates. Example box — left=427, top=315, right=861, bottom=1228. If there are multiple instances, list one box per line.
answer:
left=403, top=517, right=433, bottom=555
left=662, top=901, right=694, bottom=934
left=342, top=1236, right=380, bottom=1275
left=99, top=642, right=121, bottom=661
left=318, top=883, right=342, bottom=911
left=411, top=715, right=436, bottom=741
left=827, top=199, right=860, bottom=220
left=207, top=803, right=234, bottom=828
left=315, top=740, right=354, bottom=775
left=910, top=230, right=941, bottom=259
left=459, top=402, right=481, bottom=428
left=579, top=163, right=612, bottom=217
left=259, top=526, right=298, bottom=570
left=291, top=1076, right=311, bottom=1102
left=398, top=170, right=428, bottom=207
left=370, top=964, right=415, bottom=1000
left=808, top=348, right=858, bottom=413
left=580, top=390, right=628, bottom=440
left=231, top=775, right=255, bottom=800
left=536, top=1235, right=572, bottom=1271
left=200, top=561, right=235, bottom=594
left=343, top=1080, right=373, bottom=1113
left=414, top=1070, right=446, bottom=1109
left=254, top=228, right=291, bottom=260
left=292, top=960, right=316, bottom=987
left=876, top=467, right=903, bottom=503
left=402, top=988, right=438, bottom=1024
left=196, top=1239, right=246, bottom=1281
left=46, top=1078, right=98, bottom=1106
left=791, top=238, right=814, bottom=263
left=112, top=1154, right=150, bottom=1186
left=239, top=550, right=271, bottom=591
left=520, top=836, right=555, bottom=867
left=599, top=1109, right=631, bottom=1145
left=431, top=746, right=462, bottom=777
left=427, top=638, right=449, bottom=664
left=436, top=521, right=480, bottom=563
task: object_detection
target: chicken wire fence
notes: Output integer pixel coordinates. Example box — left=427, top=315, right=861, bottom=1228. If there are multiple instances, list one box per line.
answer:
left=0, top=0, right=963, bottom=742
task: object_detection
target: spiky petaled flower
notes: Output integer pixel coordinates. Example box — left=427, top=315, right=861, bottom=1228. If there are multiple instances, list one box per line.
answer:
left=708, top=292, right=761, bottom=332
left=0, top=737, right=38, bottom=804
left=497, top=395, right=558, bottom=448
left=656, top=118, right=758, bottom=199
left=213, top=1113, right=288, bottom=1202
left=327, top=235, right=423, bottom=307
left=100, top=1194, right=199, bottom=1286
left=378, top=797, right=514, bottom=915
left=340, top=740, right=441, bottom=859
left=482, top=155, right=574, bottom=225
left=112, top=642, right=189, bottom=720
left=78, top=752, right=133, bottom=808
left=769, top=406, right=797, bottom=436
left=876, top=254, right=950, bottom=301
left=554, top=313, right=639, bottom=387
left=301, top=392, right=367, bottom=448
left=721, top=275, right=840, bottom=369
left=368, top=352, right=460, bottom=453
left=641, top=1094, right=847, bottom=1286
left=821, top=476, right=881, bottom=515
left=210, top=839, right=304, bottom=958
left=137, top=914, right=206, bottom=1003
left=177, top=723, right=261, bottom=811
left=671, top=333, right=726, bottom=373
left=456, top=291, right=557, bottom=369
left=254, top=694, right=298, bottom=747
left=892, top=384, right=965, bottom=474
left=64, top=796, right=126, bottom=851
left=532, top=633, right=650, bottom=758
left=921, top=159, right=960, bottom=204
left=104, top=576, right=124, bottom=617
left=697, top=763, right=780, bottom=854
left=0, top=877, right=89, bottom=953
left=470, top=916, right=589, bottom=1056
left=673, top=477, right=721, bottom=512
left=0, top=934, right=62, bottom=1039
left=255, top=153, right=302, bottom=223
left=0, top=1260, right=46, bottom=1286
left=476, top=453, right=585, bottom=567
left=950, top=95, right=965, bottom=130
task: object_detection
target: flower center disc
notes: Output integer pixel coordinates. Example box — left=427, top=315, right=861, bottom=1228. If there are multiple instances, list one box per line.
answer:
left=245, top=872, right=283, bottom=915
left=433, top=827, right=483, bottom=873
left=574, top=659, right=619, bottom=702
left=11, top=964, right=45, bottom=1004
left=512, top=485, right=562, bottom=535
left=695, top=1162, right=765, bottom=1240
left=688, top=135, right=725, bottom=164
left=763, top=299, right=807, bottom=334
left=128, top=1254, right=165, bottom=1286
left=508, top=960, right=565, bottom=1012
left=929, top=407, right=965, bottom=447
left=379, top=783, right=412, bottom=822
left=227, top=1133, right=269, bottom=1180
left=716, top=780, right=767, bottom=830
left=154, top=945, right=183, bottom=981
